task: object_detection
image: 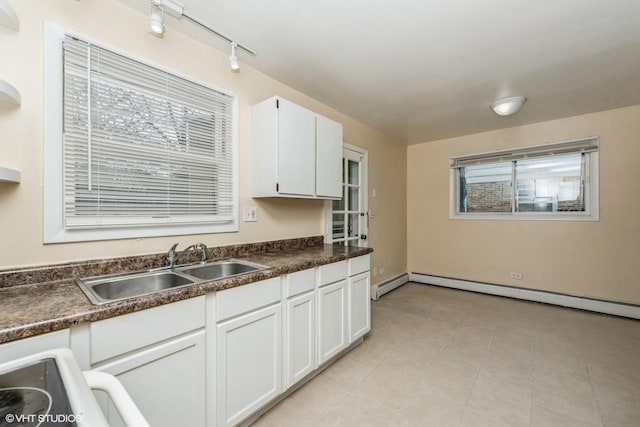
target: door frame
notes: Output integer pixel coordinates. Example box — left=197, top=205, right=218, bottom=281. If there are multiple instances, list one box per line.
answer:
left=323, top=143, right=369, bottom=246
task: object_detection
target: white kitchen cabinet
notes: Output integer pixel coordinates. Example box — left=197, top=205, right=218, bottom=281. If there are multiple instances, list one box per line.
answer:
left=89, top=297, right=206, bottom=427
left=284, top=268, right=316, bottom=389
left=348, top=255, right=371, bottom=343
left=315, top=115, right=343, bottom=198
left=93, top=331, right=206, bottom=427
left=252, top=95, right=343, bottom=199
left=317, top=261, right=349, bottom=366
left=215, top=277, right=283, bottom=427
left=348, top=272, right=371, bottom=342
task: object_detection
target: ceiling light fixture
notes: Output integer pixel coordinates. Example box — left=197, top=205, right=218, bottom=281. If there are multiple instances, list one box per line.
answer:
left=149, top=1, right=165, bottom=35
left=491, top=96, right=527, bottom=116
left=229, top=42, right=240, bottom=71
left=147, top=0, right=256, bottom=71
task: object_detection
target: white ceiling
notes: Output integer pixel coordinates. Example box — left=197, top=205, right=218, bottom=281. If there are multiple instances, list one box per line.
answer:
left=121, top=0, right=640, bottom=144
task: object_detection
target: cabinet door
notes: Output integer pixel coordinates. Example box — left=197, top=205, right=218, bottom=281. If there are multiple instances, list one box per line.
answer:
left=285, top=291, right=316, bottom=389
left=277, top=98, right=316, bottom=196
left=317, top=280, right=348, bottom=365
left=349, top=271, right=371, bottom=343
left=93, top=331, right=206, bottom=427
left=217, top=304, right=282, bottom=427
left=315, top=115, right=343, bottom=198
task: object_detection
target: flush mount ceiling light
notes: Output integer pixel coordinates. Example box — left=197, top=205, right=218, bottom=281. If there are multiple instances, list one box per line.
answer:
left=491, top=96, right=527, bottom=116
left=148, top=0, right=256, bottom=72
left=229, top=42, right=240, bottom=71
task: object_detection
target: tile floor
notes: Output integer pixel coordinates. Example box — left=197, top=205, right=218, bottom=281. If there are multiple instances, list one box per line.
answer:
left=252, top=283, right=640, bottom=427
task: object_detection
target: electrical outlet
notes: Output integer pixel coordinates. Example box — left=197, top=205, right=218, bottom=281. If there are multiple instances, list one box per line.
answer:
left=379, top=267, right=385, bottom=274
left=510, top=271, right=523, bottom=280
left=243, top=206, right=257, bottom=222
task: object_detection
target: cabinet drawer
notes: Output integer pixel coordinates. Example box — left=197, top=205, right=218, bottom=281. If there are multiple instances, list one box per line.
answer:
left=90, top=296, right=205, bottom=364
left=318, top=261, right=347, bottom=287
left=349, top=255, right=370, bottom=276
left=216, top=277, right=281, bottom=322
left=285, top=268, right=315, bottom=298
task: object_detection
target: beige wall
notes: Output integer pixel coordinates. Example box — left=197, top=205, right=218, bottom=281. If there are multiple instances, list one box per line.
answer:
left=407, top=105, right=640, bottom=304
left=0, top=0, right=406, bottom=284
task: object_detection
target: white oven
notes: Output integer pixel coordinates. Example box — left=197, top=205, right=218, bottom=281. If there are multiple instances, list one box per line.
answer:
left=0, top=349, right=148, bottom=427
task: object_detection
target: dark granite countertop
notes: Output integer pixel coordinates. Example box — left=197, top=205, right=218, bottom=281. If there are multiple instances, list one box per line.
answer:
left=0, top=238, right=372, bottom=345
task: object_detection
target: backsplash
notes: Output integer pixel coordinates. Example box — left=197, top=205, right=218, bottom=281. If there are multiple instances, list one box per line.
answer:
left=0, top=236, right=324, bottom=289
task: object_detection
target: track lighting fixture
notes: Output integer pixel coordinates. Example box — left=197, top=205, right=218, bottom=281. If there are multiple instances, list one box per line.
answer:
left=147, top=0, right=256, bottom=72
left=149, top=1, right=165, bottom=35
left=229, top=42, right=240, bottom=71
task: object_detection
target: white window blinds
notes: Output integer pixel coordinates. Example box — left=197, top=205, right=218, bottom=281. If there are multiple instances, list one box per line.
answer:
left=62, top=35, right=235, bottom=228
left=450, top=137, right=599, bottom=168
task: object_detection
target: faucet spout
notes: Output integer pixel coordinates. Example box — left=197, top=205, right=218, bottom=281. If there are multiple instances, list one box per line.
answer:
left=166, top=243, right=179, bottom=269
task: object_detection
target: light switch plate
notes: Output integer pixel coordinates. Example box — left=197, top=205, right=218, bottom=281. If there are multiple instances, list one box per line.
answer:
left=243, top=206, right=257, bottom=222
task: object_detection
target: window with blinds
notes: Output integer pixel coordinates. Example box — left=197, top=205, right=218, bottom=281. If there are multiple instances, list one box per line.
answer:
left=450, top=138, right=599, bottom=220
left=44, top=25, right=237, bottom=242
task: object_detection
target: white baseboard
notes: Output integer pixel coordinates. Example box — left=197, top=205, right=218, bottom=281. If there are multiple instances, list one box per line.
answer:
left=372, top=273, right=409, bottom=300
left=409, top=272, right=640, bottom=320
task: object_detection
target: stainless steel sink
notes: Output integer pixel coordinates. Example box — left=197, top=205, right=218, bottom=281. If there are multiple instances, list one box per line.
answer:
left=76, top=259, right=269, bottom=305
left=177, top=259, right=265, bottom=281
left=77, top=271, right=195, bottom=305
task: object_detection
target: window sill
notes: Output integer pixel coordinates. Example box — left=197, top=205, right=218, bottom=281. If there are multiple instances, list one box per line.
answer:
left=449, top=212, right=599, bottom=222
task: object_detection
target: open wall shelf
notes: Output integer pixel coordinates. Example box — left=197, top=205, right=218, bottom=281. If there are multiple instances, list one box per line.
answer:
left=0, top=78, right=20, bottom=106
left=0, top=0, right=19, bottom=31
left=0, top=167, right=20, bottom=183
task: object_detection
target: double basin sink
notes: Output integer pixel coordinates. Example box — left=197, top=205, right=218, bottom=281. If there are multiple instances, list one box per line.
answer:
left=76, top=259, right=269, bottom=305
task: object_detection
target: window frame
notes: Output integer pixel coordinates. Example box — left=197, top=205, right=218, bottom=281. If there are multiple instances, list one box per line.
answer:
left=449, top=138, right=599, bottom=221
left=43, top=23, right=239, bottom=243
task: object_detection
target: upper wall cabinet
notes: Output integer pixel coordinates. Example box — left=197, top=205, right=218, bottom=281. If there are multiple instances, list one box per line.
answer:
left=252, top=96, right=343, bottom=199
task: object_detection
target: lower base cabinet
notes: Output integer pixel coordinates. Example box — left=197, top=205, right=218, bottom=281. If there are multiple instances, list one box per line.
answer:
left=93, top=331, right=206, bottom=427
left=317, top=279, right=348, bottom=365
left=348, top=271, right=371, bottom=343
left=284, top=290, right=316, bottom=388
left=215, top=278, right=283, bottom=427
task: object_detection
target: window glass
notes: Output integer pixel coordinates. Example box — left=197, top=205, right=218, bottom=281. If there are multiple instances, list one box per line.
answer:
left=44, top=27, right=238, bottom=242
left=516, top=153, right=583, bottom=212
left=458, top=161, right=512, bottom=213
left=451, top=139, right=597, bottom=220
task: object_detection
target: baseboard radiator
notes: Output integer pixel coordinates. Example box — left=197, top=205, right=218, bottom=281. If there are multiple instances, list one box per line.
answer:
left=409, top=272, right=640, bottom=320
left=372, top=273, right=409, bottom=300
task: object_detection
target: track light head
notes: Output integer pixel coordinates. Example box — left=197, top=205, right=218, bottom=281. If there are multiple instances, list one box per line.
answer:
left=150, top=2, right=165, bottom=35
left=229, top=42, right=240, bottom=72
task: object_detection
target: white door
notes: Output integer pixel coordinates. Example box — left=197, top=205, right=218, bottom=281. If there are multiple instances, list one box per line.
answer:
left=326, top=145, right=368, bottom=246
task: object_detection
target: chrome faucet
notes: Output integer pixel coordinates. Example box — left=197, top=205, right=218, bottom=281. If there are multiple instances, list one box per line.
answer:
left=196, top=243, right=208, bottom=263
left=166, top=243, right=179, bottom=269
left=182, top=242, right=208, bottom=264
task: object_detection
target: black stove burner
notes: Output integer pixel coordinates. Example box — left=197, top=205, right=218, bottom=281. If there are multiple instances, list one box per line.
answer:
left=0, top=359, right=76, bottom=427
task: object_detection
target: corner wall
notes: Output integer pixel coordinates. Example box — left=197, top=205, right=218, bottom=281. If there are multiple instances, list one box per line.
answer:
left=0, top=0, right=406, bottom=285
left=407, top=105, right=640, bottom=304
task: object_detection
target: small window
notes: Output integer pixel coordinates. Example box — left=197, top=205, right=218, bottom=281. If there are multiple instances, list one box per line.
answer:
left=451, top=138, right=599, bottom=220
left=44, top=25, right=238, bottom=242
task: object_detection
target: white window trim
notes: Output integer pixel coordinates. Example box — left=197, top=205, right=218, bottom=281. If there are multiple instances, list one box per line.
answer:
left=43, top=23, right=238, bottom=243
left=449, top=138, right=599, bottom=222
